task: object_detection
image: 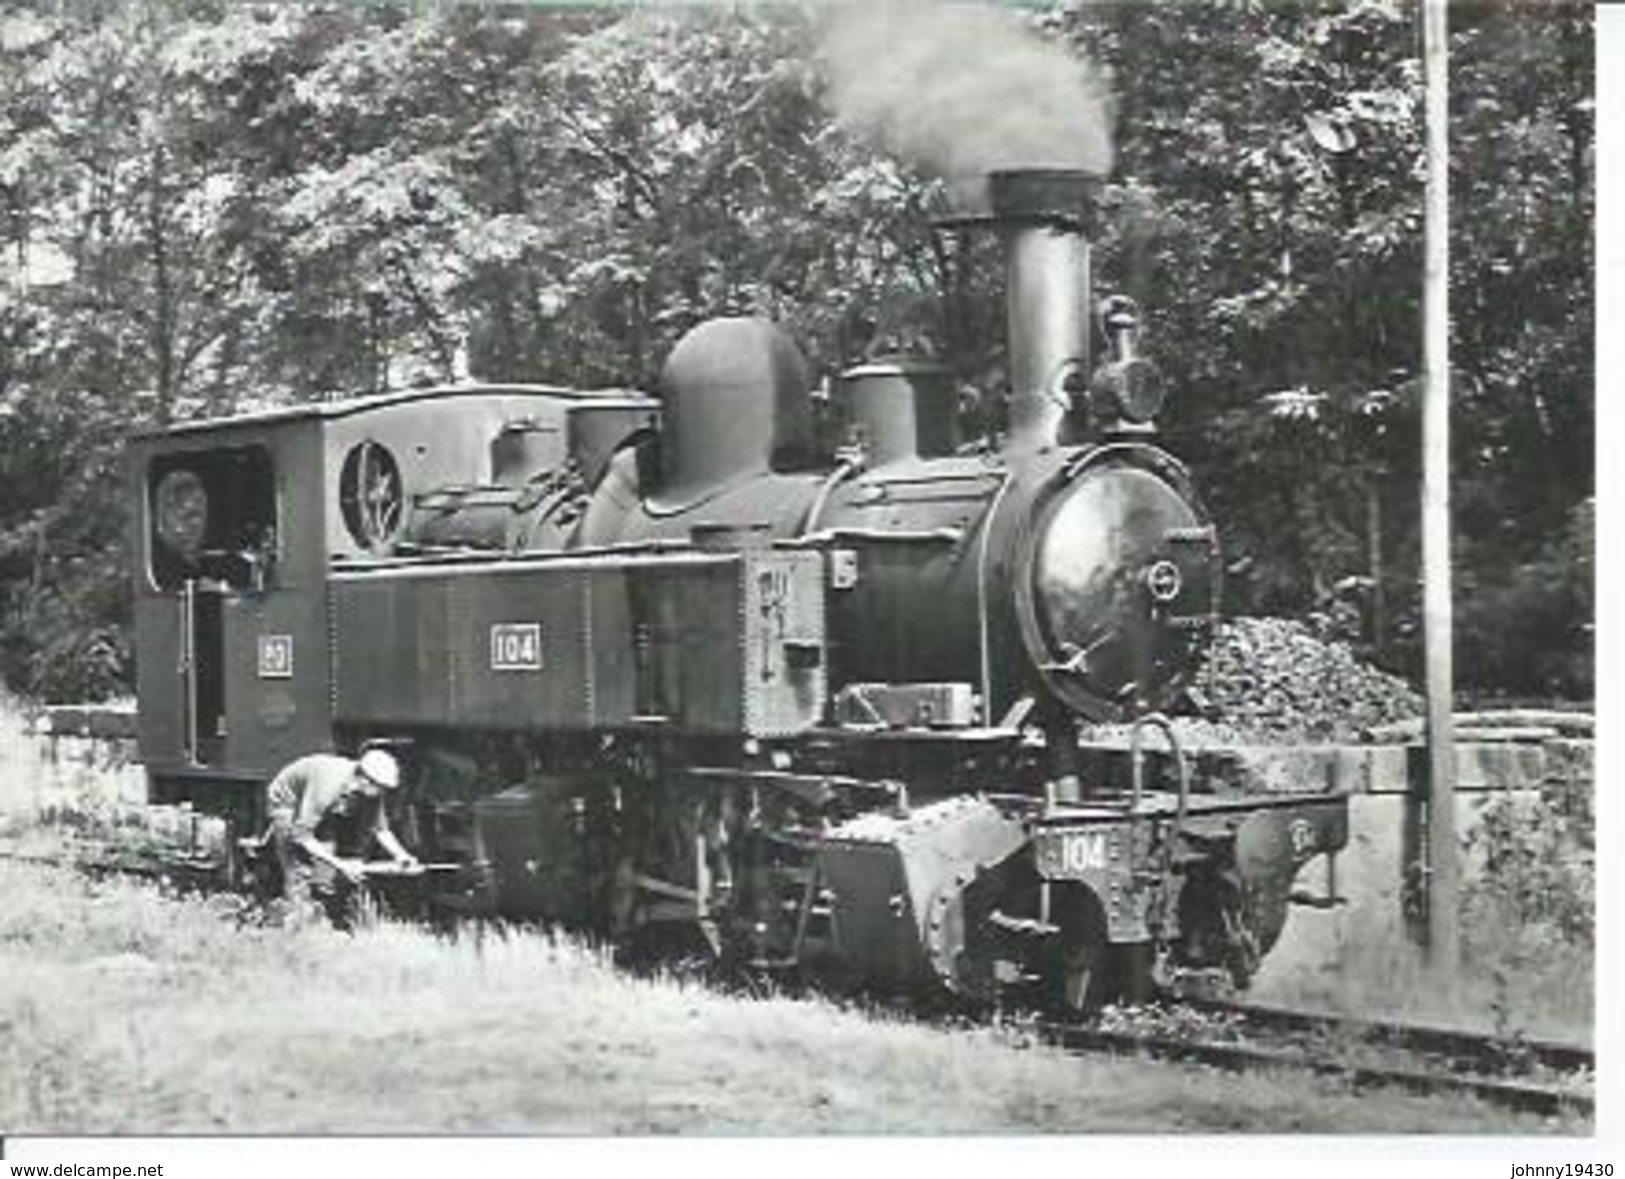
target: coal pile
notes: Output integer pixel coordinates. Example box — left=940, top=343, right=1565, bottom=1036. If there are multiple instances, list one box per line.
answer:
left=1183, top=617, right=1423, bottom=744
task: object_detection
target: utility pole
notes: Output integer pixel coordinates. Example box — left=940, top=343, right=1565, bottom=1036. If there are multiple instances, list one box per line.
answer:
left=1422, top=0, right=1459, bottom=976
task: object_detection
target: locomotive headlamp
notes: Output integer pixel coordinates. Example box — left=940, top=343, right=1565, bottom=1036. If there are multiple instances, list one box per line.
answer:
left=1091, top=357, right=1167, bottom=425
left=153, top=468, right=208, bottom=560
left=1090, top=295, right=1167, bottom=426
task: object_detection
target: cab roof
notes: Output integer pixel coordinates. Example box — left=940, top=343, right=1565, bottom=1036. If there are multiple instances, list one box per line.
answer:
left=133, top=383, right=656, bottom=441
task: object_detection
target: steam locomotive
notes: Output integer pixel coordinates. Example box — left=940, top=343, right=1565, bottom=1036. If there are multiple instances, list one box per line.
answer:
left=128, top=168, right=1346, bottom=1010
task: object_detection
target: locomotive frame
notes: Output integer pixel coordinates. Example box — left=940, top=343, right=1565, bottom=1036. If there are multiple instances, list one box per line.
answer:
left=128, top=167, right=1348, bottom=1010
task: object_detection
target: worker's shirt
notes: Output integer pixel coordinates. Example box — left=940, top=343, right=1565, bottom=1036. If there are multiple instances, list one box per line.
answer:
left=266, top=753, right=389, bottom=845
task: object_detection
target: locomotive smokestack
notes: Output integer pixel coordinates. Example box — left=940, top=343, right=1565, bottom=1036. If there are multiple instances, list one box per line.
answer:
left=989, top=168, right=1101, bottom=452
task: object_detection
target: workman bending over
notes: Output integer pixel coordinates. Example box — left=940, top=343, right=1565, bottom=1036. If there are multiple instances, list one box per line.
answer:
left=264, top=750, right=417, bottom=917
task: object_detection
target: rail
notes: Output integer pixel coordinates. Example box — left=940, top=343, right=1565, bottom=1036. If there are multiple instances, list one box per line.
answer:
left=1038, top=1001, right=1593, bottom=1121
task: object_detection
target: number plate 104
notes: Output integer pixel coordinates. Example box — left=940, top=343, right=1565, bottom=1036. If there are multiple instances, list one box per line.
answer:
left=490, top=622, right=544, bottom=671
left=1038, top=826, right=1127, bottom=878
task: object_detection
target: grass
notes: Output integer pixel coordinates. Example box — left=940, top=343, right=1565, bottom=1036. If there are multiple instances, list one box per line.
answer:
left=0, top=858, right=1588, bottom=1136
left=1251, top=894, right=1593, bottom=1046
left=1264, top=929, right=1592, bottom=1049
left=0, top=693, right=1592, bottom=1133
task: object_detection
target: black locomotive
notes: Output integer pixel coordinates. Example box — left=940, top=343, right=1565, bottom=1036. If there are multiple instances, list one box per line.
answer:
left=129, top=168, right=1346, bottom=1009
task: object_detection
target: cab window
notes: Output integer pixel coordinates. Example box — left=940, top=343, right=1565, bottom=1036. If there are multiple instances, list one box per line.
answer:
left=148, top=446, right=276, bottom=591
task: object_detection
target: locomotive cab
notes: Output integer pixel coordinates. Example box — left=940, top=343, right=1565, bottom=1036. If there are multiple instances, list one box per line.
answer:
left=129, top=385, right=655, bottom=825
left=132, top=411, right=329, bottom=819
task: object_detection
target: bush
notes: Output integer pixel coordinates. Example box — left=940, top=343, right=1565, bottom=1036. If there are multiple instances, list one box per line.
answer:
left=1463, top=788, right=1593, bottom=946
left=1455, top=499, right=1593, bottom=699
left=1459, top=778, right=1594, bottom=1039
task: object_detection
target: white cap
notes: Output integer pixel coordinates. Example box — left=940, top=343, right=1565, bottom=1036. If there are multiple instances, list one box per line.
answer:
left=357, top=749, right=401, bottom=789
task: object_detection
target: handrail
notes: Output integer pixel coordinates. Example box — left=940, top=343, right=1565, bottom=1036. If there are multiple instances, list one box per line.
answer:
left=1128, top=712, right=1189, bottom=832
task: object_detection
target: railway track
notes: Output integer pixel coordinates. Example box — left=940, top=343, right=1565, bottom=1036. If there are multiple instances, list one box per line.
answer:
left=0, top=839, right=227, bottom=886
left=3, top=838, right=1595, bottom=1120
left=1040, top=1000, right=1593, bottom=1120
left=1180, top=995, right=1594, bottom=1077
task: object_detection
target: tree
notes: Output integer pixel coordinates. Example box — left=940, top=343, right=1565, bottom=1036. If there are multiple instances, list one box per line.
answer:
left=0, top=0, right=1594, bottom=700
left=1057, top=0, right=1590, bottom=690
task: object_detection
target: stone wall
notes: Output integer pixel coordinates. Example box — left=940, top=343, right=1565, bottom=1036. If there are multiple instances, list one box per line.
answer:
left=0, top=703, right=145, bottom=824
left=1249, top=736, right=1594, bottom=1018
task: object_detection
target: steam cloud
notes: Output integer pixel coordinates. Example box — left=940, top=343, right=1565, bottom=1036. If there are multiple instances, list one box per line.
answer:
left=819, top=0, right=1115, bottom=208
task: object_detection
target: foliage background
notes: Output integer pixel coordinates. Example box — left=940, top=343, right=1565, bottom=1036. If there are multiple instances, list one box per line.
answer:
left=0, top=0, right=1593, bottom=702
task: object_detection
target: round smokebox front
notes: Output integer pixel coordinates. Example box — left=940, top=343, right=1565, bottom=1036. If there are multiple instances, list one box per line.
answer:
left=1020, top=458, right=1216, bottom=718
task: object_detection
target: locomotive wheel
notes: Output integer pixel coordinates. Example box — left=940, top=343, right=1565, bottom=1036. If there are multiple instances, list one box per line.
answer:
left=1114, top=940, right=1154, bottom=1005
left=796, top=946, right=865, bottom=1000
left=1056, top=938, right=1103, bottom=1014
left=1047, top=885, right=1110, bottom=1016
left=1176, top=866, right=1262, bottom=989
left=613, top=920, right=721, bottom=982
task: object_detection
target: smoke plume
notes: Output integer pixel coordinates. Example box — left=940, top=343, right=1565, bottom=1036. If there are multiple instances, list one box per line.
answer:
left=819, top=0, right=1115, bottom=209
